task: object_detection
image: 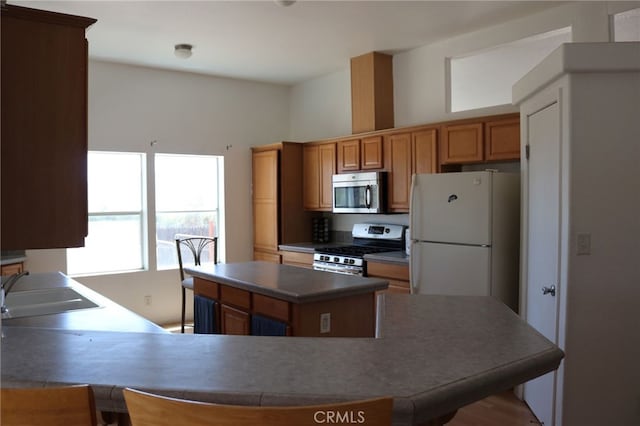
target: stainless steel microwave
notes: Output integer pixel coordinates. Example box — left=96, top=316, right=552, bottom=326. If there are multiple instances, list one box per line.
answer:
left=332, top=171, right=386, bottom=213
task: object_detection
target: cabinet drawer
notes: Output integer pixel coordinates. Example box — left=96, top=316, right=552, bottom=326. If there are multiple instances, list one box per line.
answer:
left=193, top=278, right=219, bottom=300
left=281, top=251, right=313, bottom=267
left=367, top=262, right=410, bottom=281
left=220, top=285, right=251, bottom=310
left=253, top=293, right=290, bottom=323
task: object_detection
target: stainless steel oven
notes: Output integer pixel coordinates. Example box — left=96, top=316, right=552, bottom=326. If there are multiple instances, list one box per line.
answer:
left=332, top=172, right=386, bottom=214
left=313, top=223, right=405, bottom=276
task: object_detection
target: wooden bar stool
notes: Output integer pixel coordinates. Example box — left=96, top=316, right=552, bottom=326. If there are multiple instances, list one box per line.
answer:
left=123, top=387, right=393, bottom=426
left=1, top=384, right=97, bottom=426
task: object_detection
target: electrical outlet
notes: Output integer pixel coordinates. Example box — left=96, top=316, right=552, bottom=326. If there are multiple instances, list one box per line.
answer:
left=144, top=295, right=152, bottom=306
left=320, top=312, right=331, bottom=333
left=577, top=233, right=591, bottom=255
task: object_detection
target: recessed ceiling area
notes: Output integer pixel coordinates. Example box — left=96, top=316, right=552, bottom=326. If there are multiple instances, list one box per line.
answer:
left=13, top=1, right=565, bottom=85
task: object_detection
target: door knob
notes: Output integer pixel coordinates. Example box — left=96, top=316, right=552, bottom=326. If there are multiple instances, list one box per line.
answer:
left=542, top=285, right=556, bottom=296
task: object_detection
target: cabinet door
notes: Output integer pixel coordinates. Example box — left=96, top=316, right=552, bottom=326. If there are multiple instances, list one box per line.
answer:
left=485, top=117, right=520, bottom=161
left=318, top=143, right=336, bottom=210
left=386, top=133, right=412, bottom=211
left=1, top=263, right=24, bottom=276
left=252, top=150, right=279, bottom=252
left=441, top=122, right=484, bottom=164
left=220, top=304, right=250, bottom=335
left=302, top=145, right=320, bottom=210
left=413, top=128, right=438, bottom=174
left=1, top=7, right=95, bottom=249
left=361, top=136, right=383, bottom=169
left=337, top=139, right=360, bottom=172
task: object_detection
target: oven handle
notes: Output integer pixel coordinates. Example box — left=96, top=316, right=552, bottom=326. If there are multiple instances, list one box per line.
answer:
left=365, top=185, right=372, bottom=209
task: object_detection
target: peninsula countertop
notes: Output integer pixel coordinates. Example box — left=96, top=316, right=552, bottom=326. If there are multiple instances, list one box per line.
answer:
left=185, top=261, right=389, bottom=303
left=1, top=272, right=563, bottom=425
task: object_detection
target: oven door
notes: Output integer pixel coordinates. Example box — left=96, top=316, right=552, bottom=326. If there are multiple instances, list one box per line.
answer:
left=332, top=172, right=385, bottom=213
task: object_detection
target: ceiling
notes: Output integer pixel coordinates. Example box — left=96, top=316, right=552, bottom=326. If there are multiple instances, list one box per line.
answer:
left=13, top=1, right=565, bottom=85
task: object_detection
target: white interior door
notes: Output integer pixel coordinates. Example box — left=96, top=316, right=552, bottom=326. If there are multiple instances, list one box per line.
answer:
left=523, top=102, right=561, bottom=425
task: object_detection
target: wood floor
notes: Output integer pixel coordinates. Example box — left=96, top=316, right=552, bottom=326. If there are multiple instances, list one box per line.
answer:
left=447, top=391, right=541, bottom=426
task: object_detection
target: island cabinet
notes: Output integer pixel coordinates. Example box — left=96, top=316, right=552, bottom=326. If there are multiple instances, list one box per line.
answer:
left=189, top=262, right=386, bottom=337
left=252, top=142, right=313, bottom=263
left=1, top=4, right=96, bottom=249
left=193, top=277, right=376, bottom=337
left=383, top=127, right=438, bottom=212
left=302, top=142, right=336, bottom=211
left=367, top=261, right=410, bottom=294
left=336, top=135, right=383, bottom=173
left=440, top=114, right=520, bottom=165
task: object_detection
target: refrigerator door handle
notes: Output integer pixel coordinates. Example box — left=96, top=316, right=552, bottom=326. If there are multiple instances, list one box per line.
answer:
left=410, top=240, right=420, bottom=294
left=409, top=175, right=422, bottom=236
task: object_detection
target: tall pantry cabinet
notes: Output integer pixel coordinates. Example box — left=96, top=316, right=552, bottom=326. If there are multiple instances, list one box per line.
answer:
left=252, top=142, right=313, bottom=263
left=1, top=4, right=96, bottom=249
left=513, top=42, right=640, bottom=426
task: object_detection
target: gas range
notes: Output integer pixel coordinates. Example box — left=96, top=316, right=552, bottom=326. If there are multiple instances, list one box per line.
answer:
left=313, top=223, right=405, bottom=276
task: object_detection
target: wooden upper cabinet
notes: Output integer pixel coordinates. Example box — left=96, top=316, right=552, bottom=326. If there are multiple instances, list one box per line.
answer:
left=413, top=128, right=438, bottom=174
left=337, top=139, right=360, bottom=172
left=252, top=149, right=279, bottom=252
left=303, top=142, right=335, bottom=211
left=252, top=142, right=312, bottom=260
left=1, top=4, right=96, bottom=249
left=350, top=52, right=394, bottom=134
left=337, top=137, right=383, bottom=173
left=361, top=136, right=384, bottom=170
left=440, top=122, right=484, bottom=164
left=485, top=117, right=520, bottom=161
left=386, top=133, right=412, bottom=211
left=385, top=127, right=438, bottom=212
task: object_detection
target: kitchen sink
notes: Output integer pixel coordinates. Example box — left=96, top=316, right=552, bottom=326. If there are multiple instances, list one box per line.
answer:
left=1, top=287, right=101, bottom=320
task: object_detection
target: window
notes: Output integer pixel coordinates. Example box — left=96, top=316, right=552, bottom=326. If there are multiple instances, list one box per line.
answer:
left=449, top=27, right=571, bottom=112
left=155, top=154, right=222, bottom=270
left=67, top=152, right=146, bottom=275
left=613, top=8, right=640, bottom=41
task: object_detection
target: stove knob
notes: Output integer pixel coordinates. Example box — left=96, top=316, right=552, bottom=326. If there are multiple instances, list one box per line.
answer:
left=350, top=259, right=355, bottom=265
left=343, top=258, right=349, bottom=264
left=334, top=257, right=340, bottom=263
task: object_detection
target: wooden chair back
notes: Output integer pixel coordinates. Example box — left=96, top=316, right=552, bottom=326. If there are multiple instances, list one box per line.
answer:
left=1, top=384, right=97, bottom=426
left=123, top=388, right=393, bottom=426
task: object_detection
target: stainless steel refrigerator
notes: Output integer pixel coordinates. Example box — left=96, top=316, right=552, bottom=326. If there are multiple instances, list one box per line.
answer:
left=409, top=171, right=520, bottom=310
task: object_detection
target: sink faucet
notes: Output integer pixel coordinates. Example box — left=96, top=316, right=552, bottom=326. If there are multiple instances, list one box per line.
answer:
left=1, top=271, right=29, bottom=314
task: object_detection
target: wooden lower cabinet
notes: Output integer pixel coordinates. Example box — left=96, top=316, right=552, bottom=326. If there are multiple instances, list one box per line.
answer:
left=194, top=277, right=375, bottom=337
left=221, top=304, right=250, bottom=335
left=280, top=250, right=313, bottom=269
left=1, top=262, right=24, bottom=276
left=367, top=261, right=410, bottom=294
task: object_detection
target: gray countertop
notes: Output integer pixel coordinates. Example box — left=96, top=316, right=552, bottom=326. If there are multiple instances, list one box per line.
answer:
left=185, top=261, right=389, bottom=303
left=1, top=272, right=165, bottom=333
left=0, top=273, right=563, bottom=425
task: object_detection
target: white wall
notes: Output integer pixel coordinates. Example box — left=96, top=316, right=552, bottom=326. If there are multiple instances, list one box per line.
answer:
left=288, top=1, right=632, bottom=233
left=25, top=61, right=290, bottom=324
left=289, top=1, right=626, bottom=143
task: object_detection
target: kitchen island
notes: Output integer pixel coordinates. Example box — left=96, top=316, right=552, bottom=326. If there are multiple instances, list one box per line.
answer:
left=1, top=271, right=563, bottom=426
left=186, top=261, right=388, bottom=336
